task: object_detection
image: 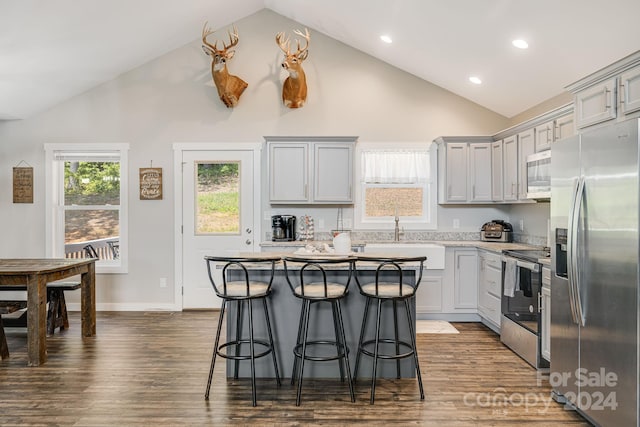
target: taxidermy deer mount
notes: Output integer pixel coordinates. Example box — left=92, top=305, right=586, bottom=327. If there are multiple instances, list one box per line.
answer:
left=201, top=23, right=248, bottom=108
left=276, top=28, right=310, bottom=108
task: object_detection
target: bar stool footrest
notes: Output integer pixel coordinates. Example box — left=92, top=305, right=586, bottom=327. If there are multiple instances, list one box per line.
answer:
left=293, top=340, right=349, bottom=362
left=217, top=339, right=274, bottom=361
left=359, top=338, right=415, bottom=360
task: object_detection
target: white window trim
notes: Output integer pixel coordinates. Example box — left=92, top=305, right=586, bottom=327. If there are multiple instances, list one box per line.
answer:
left=44, top=143, right=129, bottom=274
left=354, top=142, right=437, bottom=231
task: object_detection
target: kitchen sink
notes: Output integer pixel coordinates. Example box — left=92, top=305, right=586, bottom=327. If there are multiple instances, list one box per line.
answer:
left=364, top=243, right=445, bottom=269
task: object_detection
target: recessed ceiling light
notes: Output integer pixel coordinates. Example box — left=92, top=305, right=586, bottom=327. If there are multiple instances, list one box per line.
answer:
left=512, top=39, right=529, bottom=49
left=469, top=76, right=482, bottom=85
left=380, top=35, right=392, bottom=44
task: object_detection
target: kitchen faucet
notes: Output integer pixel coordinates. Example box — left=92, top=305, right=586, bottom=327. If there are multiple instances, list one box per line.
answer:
left=394, top=215, right=400, bottom=242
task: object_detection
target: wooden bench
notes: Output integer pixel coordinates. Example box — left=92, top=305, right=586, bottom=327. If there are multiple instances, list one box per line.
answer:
left=0, top=282, right=81, bottom=335
left=46, top=282, right=81, bottom=334
left=0, top=301, right=28, bottom=359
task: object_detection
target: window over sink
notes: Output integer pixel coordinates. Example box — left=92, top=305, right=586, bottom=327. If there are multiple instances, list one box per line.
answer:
left=354, top=142, right=437, bottom=230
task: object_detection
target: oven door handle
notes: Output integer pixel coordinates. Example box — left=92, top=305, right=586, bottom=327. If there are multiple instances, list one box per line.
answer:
left=501, top=256, right=540, bottom=272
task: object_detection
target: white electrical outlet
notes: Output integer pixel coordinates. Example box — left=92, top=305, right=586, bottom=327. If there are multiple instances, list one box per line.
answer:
left=519, top=219, right=524, bottom=231
left=453, top=219, right=460, bottom=229
left=160, top=278, right=167, bottom=288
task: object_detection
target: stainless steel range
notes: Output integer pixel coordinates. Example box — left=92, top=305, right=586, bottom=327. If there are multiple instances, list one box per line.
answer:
left=500, top=248, right=550, bottom=369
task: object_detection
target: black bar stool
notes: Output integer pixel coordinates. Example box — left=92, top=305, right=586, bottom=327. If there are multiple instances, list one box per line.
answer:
left=353, top=255, right=426, bottom=404
left=283, top=255, right=356, bottom=406
left=204, top=255, right=281, bottom=407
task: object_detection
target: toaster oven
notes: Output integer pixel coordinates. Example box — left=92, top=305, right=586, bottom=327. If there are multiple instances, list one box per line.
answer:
left=481, top=220, right=513, bottom=242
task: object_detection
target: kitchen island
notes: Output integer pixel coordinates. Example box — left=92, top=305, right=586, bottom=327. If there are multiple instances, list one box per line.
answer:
left=220, top=254, right=421, bottom=379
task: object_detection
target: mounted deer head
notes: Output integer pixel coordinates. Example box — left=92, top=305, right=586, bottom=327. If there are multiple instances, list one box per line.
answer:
left=276, top=28, right=310, bottom=108
left=201, top=23, right=248, bottom=108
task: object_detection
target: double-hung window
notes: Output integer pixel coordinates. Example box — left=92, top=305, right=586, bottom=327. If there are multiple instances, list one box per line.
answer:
left=355, top=143, right=437, bottom=230
left=45, top=143, right=129, bottom=273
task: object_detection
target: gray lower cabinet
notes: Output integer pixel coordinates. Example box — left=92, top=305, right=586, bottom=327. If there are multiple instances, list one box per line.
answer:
left=453, top=248, right=478, bottom=309
left=541, top=266, right=551, bottom=361
left=415, top=270, right=443, bottom=314
left=477, top=250, right=502, bottom=332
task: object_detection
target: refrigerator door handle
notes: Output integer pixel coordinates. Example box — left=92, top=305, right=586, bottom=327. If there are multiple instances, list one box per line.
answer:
left=573, top=176, right=586, bottom=327
left=567, top=177, right=580, bottom=324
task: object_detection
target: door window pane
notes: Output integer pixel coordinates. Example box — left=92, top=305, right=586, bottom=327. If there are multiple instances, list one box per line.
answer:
left=196, top=162, right=240, bottom=234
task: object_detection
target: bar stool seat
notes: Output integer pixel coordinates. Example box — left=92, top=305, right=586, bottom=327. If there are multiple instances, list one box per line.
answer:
left=222, top=281, right=269, bottom=297
left=283, top=256, right=356, bottom=406
left=203, top=254, right=282, bottom=407
left=354, top=255, right=426, bottom=404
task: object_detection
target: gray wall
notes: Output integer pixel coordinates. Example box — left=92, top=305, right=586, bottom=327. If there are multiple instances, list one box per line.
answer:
left=0, top=9, right=522, bottom=309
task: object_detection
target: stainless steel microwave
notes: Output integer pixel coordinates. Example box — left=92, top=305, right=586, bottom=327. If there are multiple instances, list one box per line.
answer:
left=526, top=150, right=551, bottom=200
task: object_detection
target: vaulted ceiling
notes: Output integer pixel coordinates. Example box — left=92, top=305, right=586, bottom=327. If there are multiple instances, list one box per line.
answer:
left=1, top=0, right=639, bottom=121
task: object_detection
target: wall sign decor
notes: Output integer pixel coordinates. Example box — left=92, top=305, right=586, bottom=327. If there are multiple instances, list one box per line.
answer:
left=13, top=161, right=33, bottom=203
left=139, top=167, right=163, bottom=200
left=276, top=28, right=310, bottom=108
left=201, top=22, right=248, bottom=108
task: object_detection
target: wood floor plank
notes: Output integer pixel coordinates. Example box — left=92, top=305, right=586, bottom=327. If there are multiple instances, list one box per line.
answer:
left=0, top=312, right=590, bottom=426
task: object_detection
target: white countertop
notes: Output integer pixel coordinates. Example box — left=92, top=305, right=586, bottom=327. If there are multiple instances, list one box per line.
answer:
left=260, top=240, right=539, bottom=254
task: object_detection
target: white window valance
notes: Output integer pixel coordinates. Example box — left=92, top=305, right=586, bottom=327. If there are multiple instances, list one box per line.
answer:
left=362, top=150, right=429, bottom=183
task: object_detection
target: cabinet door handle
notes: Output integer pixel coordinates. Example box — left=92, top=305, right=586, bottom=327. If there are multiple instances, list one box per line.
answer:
left=538, top=292, right=542, bottom=313
left=472, top=185, right=476, bottom=199
left=620, top=82, right=625, bottom=104
left=604, top=87, right=612, bottom=110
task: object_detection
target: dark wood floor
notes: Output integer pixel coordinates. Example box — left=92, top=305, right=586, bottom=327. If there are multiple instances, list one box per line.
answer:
left=0, top=311, right=590, bottom=426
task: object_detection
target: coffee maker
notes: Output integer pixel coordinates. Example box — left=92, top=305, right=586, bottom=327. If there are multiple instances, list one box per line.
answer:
left=271, top=215, right=296, bottom=241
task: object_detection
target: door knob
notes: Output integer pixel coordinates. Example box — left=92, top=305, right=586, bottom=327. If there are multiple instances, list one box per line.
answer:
left=246, top=228, right=252, bottom=234
left=245, top=239, right=252, bottom=245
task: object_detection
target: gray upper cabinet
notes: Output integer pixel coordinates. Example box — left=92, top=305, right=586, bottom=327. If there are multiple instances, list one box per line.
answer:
left=436, top=103, right=576, bottom=205
left=620, top=65, right=640, bottom=116
left=555, top=113, right=575, bottom=141
left=568, top=50, right=640, bottom=130
left=491, top=141, right=503, bottom=201
left=502, top=135, right=518, bottom=201
left=517, top=128, right=535, bottom=200
left=313, top=143, right=353, bottom=202
left=536, top=113, right=575, bottom=152
left=436, top=137, right=493, bottom=204
left=267, top=137, right=355, bottom=204
left=574, top=77, right=617, bottom=129
left=534, top=120, right=553, bottom=152
left=443, top=142, right=468, bottom=202
left=268, top=142, right=309, bottom=203
left=469, top=143, right=492, bottom=202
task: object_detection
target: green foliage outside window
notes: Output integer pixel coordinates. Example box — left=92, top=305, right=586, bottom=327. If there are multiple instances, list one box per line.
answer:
left=64, top=161, right=120, bottom=205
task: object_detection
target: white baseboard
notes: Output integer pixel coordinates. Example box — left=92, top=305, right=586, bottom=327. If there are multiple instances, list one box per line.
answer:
left=66, top=303, right=181, bottom=312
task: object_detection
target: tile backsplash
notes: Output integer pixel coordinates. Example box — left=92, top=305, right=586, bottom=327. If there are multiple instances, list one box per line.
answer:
left=266, top=230, right=547, bottom=246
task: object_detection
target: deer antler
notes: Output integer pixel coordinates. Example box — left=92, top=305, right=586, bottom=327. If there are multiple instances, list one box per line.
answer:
left=275, top=32, right=290, bottom=55
left=292, top=28, right=310, bottom=57
left=202, top=22, right=240, bottom=53
left=223, top=25, right=240, bottom=50
left=202, top=22, right=218, bottom=51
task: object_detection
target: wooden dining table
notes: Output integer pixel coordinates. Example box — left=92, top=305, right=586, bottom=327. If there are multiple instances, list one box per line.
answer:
left=0, top=258, right=96, bottom=366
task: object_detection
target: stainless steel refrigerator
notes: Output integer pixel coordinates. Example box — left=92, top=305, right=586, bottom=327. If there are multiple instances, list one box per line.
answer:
left=550, top=118, right=639, bottom=426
